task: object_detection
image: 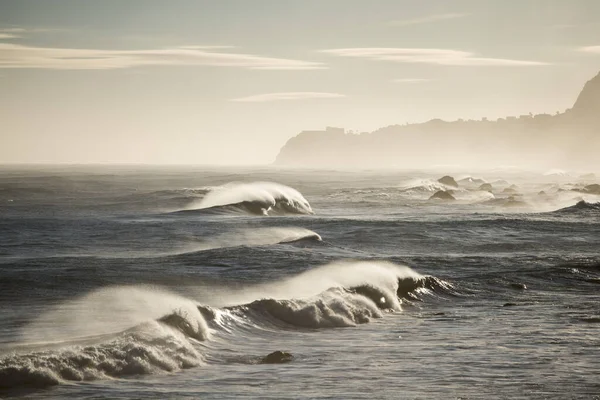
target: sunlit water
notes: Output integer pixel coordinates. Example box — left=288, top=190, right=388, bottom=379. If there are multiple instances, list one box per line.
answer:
left=1, top=166, right=599, bottom=399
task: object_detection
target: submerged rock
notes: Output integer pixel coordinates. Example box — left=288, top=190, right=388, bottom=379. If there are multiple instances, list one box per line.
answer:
left=429, top=190, right=456, bottom=201
left=509, top=283, right=527, bottom=290
left=438, top=176, right=458, bottom=188
left=260, top=351, right=294, bottom=364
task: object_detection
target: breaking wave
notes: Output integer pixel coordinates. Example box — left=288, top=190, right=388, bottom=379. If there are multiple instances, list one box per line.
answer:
left=221, top=261, right=455, bottom=329
left=243, top=288, right=383, bottom=328
left=0, top=318, right=204, bottom=389
left=0, top=287, right=209, bottom=389
left=182, top=182, right=313, bottom=215
left=237, top=273, right=453, bottom=329
left=0, top=261, right=452, bottom=390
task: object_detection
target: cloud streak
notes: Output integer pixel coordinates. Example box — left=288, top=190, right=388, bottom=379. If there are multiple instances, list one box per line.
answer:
left=578, top=46, right=600, bottom=53
left=321, top=48, right=548, bottom=66
left=392, top=78, right=431, bottom=83
left=231, top=92, right=345, bottom=102
left=0, top=28, right=25, bottom=39
left=390, top=13, right=469, bottom=26
left=0, top=43, right=325, bottom=70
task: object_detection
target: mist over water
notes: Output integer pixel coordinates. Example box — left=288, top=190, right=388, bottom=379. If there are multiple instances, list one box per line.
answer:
left=0, top=166, right=599, bottom=399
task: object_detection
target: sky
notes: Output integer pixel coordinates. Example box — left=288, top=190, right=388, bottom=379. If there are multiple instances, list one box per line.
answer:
left=1, top=0, right=600, bottom=165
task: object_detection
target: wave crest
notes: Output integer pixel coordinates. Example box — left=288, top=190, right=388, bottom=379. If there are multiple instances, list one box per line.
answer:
left=397, top=275, right=457, bottom=300
left=185, top=182, right=313, bottom=215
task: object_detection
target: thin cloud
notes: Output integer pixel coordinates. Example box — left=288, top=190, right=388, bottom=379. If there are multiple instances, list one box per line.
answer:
left=552, top=24, right=576, bottom=30
left=0, top=28, right=26, bottom=33
left=578, top=46, right=600, bottom=53
left=0, top=27, right=59, bottom=38
left=232, top=92, right=345, bottom=102
left=321, top=48, right=548, bottom=66
left=392, top=78, right=431, bottom=83
left=0, top=43, right=325, bottom=70
left=177, top=45, right=235, bottom=50
left=0, top=28, right=25, bottom=39
left=390, top=13, right=469, bottom=26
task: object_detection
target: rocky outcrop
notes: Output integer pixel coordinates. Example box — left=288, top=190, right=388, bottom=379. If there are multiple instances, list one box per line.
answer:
left=259, top=351, right=294, bottom=364
left=510, top=283, right=527, bottom=290
left=479, top=183, right=493, bottom=192
left=572, top=71, right=600, bottom=121
left=429, top=190, right=456, bottom=201
left=438, top=176, right=458, bottom=188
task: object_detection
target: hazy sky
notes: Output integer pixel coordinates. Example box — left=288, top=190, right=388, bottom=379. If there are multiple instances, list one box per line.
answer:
left=1, top=0, right=600, bottom=164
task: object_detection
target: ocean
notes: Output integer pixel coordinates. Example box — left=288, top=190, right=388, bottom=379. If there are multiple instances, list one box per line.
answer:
left=0, top=166, right=599, bottom=399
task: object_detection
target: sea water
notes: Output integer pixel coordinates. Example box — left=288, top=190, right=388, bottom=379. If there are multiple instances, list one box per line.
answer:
left=0, top=166, right=599, bottom=399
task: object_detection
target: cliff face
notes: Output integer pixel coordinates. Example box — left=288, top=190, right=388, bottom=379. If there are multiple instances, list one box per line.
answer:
left=572, top=71, right=600, bottom=120
left=275, top=70, right=600, bottom=169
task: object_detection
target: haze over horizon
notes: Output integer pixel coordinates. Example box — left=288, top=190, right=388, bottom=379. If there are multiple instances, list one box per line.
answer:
left=1, top=0, right=600, bottom=165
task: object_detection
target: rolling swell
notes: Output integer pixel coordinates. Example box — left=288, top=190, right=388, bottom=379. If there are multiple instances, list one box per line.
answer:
left=180, top=200, right=276, bottom=215
left=168, top=227, right=322, bottom=257
left=552, top=200, right=600, bottom=214
left=180, top=182, right=313, bottom=216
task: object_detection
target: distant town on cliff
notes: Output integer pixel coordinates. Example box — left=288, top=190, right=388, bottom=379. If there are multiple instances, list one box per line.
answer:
left=275, top=70, right=600, bottom=170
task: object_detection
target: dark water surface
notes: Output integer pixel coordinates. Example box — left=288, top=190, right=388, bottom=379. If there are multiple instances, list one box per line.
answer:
left=1, top=166, right=599, bottom=399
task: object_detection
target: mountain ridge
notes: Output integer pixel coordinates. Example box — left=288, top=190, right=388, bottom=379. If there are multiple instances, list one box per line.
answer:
left=275, top=70, right=600, bottom=169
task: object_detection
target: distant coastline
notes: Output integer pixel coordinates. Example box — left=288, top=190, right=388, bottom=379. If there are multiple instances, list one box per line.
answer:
left=275, top=71, right=600, bottom=169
